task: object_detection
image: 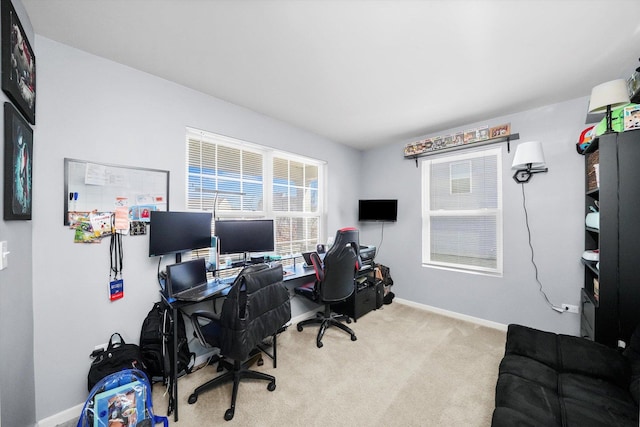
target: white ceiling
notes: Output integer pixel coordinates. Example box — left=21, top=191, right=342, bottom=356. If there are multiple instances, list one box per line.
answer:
left=21, top=0, right=640, bottom=150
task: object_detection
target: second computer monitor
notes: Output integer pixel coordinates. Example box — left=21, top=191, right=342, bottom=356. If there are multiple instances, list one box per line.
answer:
left=215, top=219, right=275, bottom=255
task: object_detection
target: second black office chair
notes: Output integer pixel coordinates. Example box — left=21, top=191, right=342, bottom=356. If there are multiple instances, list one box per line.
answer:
left=295, top=227, right=359, bottom=348
left=188, top=264, right=291, bottom=421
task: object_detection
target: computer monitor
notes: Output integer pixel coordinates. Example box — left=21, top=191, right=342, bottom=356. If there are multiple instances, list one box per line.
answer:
left=215, top=219, right=275, bottom=255
left=148, top=211, right=212, bottom=257
left=358, top=199, right=398, bottom=222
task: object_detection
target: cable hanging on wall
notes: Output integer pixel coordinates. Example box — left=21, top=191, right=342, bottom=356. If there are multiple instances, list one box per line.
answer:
left=519, top=183, right=564, bottom=313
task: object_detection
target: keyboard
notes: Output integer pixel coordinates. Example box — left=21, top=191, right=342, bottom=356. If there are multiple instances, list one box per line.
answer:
left=174, top=281, right=230, bottom=301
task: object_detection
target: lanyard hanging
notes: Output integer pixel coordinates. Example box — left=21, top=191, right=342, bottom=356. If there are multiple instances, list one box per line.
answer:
left=109, top=214, right=124, bottom=301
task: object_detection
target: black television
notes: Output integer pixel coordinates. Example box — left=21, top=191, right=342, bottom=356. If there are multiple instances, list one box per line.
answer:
left=215, top=219, right=275, bottom=255
left=149, top=211, right=212, bottom=257
left=358, top=199, right=398, bottom=222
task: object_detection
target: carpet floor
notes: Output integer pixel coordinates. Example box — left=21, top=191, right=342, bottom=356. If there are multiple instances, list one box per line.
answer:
left=149, top=301, right=507, bottom=426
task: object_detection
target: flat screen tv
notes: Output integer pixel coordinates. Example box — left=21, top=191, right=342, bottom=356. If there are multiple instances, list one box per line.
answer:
left=358, top=199, right=398, bottom=222
left=149, top=211, right=212, bottom=257
left=215, top=219, right=275, bottom=255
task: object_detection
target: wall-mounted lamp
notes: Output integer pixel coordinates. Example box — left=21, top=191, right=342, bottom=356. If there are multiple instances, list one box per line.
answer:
left=588, top=79, right=630, bottom=134
left=512, top=141, right=548, bottom=183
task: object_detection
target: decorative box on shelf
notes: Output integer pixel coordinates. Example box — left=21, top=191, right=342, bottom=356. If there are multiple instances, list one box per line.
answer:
left=586, top=149, right=599, bottom=191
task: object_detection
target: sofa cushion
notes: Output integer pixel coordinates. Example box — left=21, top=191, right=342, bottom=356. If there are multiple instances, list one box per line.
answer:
left=493, top=324, right=639, bottom=427
left=504, top=323, right=560, bottom=369
left=561, top=373, right=638, bottom=426
left=498, top=354, right=558, bottom=390
left=504, top=324, right=630, bottom=386
left=494, top=372, right=561, bottom=426
left=558, top=334, right=630, bottom=387
left=491, top=406, right=556, bottom=427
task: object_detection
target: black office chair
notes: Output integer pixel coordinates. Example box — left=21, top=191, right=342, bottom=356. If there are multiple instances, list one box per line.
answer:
left=187, top=264, right=291, bottom=421
left=295, top=227, right=359, bottom=348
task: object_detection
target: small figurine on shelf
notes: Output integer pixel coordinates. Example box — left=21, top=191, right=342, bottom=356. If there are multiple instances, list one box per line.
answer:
left=623, top=105, right=640, bottom=131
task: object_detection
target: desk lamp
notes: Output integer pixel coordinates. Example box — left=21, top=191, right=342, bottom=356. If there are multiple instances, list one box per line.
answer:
left=512, top=141, right=548, bottom=183
left=588, top=79, right=630, bottom=134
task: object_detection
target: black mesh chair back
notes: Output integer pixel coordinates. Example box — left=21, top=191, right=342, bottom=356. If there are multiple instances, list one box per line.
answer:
left=188, top=263, right=291, bottom=421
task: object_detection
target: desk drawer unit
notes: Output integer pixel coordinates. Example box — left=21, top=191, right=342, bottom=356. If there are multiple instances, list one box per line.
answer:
left=335, top=284, right=376, bottom=321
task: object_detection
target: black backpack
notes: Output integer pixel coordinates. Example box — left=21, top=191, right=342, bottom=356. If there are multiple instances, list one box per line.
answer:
left=140, top=302, right=195, bottom=383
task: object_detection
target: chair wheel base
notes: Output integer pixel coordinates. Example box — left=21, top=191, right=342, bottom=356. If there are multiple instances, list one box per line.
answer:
left=268, top=381, right=276, bottom=391
left=351, top=335, right=357, bottom=341
left=297, top=324, right=303, bottom=332
left=188, top=393, right=198, bottom=404
left=224, top=408, right=234, bottom=421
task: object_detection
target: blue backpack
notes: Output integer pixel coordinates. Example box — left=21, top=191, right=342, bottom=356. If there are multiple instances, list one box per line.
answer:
left=77, top=368, right=168, bottom=427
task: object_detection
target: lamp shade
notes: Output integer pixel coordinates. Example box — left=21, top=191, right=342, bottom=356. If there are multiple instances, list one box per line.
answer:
left=512, top=141, right=546, bottom=170
left=588, top=79, right=630, bottom=113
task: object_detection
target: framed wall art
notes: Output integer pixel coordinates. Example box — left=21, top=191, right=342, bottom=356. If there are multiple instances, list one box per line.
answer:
left=1, top=0, right=36, bottom=125
left=4, top=102, right=33, bottom=220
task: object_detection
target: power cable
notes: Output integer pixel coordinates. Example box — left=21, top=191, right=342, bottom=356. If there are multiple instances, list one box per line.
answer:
left=375, top=222, right=385, bottom=258
left=520, top=183, right=564, bottom=313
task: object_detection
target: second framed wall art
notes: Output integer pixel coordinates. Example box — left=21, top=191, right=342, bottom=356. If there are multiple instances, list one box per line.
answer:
left=4, top=102, right=33, bottom=220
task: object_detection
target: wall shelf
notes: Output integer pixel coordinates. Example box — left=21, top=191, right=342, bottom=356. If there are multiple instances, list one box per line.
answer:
left=405, top=133, right=519, bottom=167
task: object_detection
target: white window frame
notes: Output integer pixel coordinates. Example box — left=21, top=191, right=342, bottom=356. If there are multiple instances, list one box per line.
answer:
left=421, top=147, right=503, bottom=276
left=186, top=127, right=326, bottom=256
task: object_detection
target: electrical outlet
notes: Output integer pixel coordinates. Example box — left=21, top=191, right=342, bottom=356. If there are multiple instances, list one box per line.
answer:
left=561, top=304, right=579, bottom=314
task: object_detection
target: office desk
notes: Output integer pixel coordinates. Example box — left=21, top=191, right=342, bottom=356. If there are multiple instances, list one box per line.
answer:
left=161, top=262, right=315, bottom=422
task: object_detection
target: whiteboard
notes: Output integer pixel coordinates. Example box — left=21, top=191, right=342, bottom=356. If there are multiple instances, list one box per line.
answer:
left=63, top=158, right=169, bottom=226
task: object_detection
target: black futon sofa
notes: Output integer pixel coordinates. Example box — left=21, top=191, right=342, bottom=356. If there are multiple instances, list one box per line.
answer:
left=492, top=324, right=640, bottom=426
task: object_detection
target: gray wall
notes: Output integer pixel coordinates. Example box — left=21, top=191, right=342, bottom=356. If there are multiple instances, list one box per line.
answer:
left=31, top=36, right=360, bottom=421
left=359, top=97, right=588, bottom=335
left=0, top=1, right=36, bottom=426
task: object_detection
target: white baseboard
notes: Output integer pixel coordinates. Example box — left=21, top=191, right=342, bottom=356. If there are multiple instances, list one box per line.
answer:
left=37, top=403, right=83, bottom=427
left=395, top=297, right=508, bottom=332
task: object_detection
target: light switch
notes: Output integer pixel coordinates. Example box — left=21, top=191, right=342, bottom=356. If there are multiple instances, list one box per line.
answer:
left=0, top=241, right=9, bottom=270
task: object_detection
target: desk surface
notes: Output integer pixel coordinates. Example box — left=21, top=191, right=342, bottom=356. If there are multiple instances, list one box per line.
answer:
left=283, top=263, right=316, bottom=281
left=162, top=262, right=315, bottom=305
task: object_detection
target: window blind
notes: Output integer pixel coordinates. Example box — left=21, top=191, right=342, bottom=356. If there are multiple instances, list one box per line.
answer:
left=186, top=128, right=324, bottom=260
left=422, top=147, right=502, bottom=274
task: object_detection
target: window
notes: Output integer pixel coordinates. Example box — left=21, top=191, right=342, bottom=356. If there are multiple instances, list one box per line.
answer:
left=186, top=128, right=325, bottom=257
left=421, top=148, right=502, bottom=275
left=187, top=132, right=264, bottom=214
left=273, top=156, right=321, bottom=255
